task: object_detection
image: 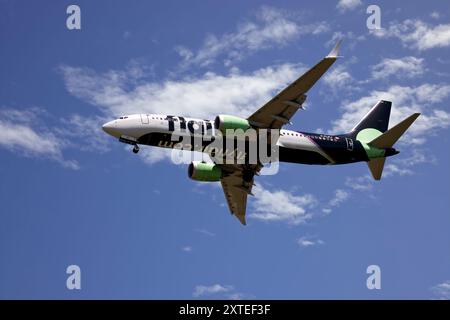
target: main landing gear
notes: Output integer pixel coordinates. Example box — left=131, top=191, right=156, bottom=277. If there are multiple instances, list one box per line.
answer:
left=132, top=145, right=140, bottom=154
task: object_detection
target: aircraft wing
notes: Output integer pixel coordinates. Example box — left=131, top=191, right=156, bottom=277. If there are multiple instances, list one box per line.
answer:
left=218, top=165, right=259, bottom=225
left=247, top=40, right=342, bottom=129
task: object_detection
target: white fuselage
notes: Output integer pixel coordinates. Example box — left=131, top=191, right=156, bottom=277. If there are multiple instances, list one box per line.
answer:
left=102, top=114, right=352, bottom=165
left=102, top=114, right=337, bottom=153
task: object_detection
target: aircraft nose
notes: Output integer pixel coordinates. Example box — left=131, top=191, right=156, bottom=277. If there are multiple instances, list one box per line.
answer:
left=102, top=121, right=120, bottom=137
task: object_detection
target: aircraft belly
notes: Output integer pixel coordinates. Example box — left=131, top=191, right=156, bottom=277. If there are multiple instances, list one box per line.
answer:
left=278, top=136, right=335, bottom=164
left=137, top=132, right=369, bottom=165
left=279, top=146, right=330, bottom=164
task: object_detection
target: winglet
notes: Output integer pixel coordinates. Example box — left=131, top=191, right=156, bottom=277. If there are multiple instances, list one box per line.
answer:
left=327, top=39, right=342, bottom=58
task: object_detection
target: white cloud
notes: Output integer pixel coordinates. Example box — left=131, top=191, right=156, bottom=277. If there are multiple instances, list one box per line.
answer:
left=345, top=175, right=373, bottom=191
left=371, top=56, right=425, bottom=80
left=174, top=46, right=193, bottom=61
left=297, top=235, right=324, bottom=248
left=181, top=246, right=192, bottom=252
left=193, top=284, right=233, bottom=298
left=395, top=148, right=436, bottom=166
left=336, top=0, right=362, bottom=12
left=0, top=121, right=57, bottom=155
left=56, top=114, right=110, bottom=153
left=138, top=147, right=173, bottom=165
left=329, top=189, right=349, bottom=207
left=249, top=185, right=317, bottom=224
left=323, top=65, right=355, bottom=92
left=372, top=19, right=450, bottom=51
left=384, top=148, right=436, bottom=178
left=329, top=84, right=450, bottom=144
left=194, top=229, right=216, bottom=237
left=431, top=280, right=450, bottom=299
left=0, top=109, right=79, bottom=169
left=322, top=189, right=349, bottom=214
left=383, top=164, right=413, bottom=177
left=326, top=31, right=366, bottom=53
left=226, top=292, right=255, bottom=300
left=347, top=148, right=435, bottom=184
left=324, top=147, right=435, bottom=219
left=60, top=63, right=305, bottom=120
left=430, top=12, right=441, bottom=20
left=177, top=6, right=329, bottom=68
left=192, top=284, right=252, bottom=300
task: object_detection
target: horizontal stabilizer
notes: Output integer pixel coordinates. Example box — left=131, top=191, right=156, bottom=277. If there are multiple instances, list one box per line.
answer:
left=368, top=158, right=386, bottom=181
left=369, top=113, right=420, bottom=148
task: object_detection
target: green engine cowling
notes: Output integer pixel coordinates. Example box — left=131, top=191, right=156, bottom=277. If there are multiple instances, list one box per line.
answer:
left=214, top=115, right=251, bottom=133
left=188, top=161, right=222, bottom=182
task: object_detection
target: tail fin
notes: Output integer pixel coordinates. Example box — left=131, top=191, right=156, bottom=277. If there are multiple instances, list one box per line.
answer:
left=369, top=113, right=421, bottom=149
left=351, top=100, right=392, bottom=136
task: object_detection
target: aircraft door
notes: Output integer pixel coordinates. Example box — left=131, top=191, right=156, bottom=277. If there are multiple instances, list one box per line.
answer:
left=140, top=114, right=149, bottom=124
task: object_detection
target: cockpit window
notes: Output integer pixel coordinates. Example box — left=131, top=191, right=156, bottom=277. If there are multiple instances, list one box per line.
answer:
left=118, top=116, right=128, bottom=119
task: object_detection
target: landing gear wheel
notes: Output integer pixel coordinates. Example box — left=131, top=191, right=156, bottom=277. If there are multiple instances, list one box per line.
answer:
left=132, top=145, right=140, bottom=154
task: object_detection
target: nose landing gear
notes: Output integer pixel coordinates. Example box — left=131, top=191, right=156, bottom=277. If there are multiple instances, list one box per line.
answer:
left=132, top=145, right=140, bottom=154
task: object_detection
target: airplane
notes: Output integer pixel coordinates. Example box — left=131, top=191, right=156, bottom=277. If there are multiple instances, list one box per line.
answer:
left=102, top=41, right=420, bottom=225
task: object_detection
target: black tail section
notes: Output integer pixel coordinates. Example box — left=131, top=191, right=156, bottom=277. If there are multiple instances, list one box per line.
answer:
left=350, top=100, right=391, bottom=136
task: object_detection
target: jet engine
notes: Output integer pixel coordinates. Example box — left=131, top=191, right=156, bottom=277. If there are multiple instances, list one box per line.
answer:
left=214, top=115, right=251, bottom=134
left=188, top=161, right=222, bottom=182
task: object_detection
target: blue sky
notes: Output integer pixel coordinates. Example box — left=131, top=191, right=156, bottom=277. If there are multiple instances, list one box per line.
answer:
left=1, top=0, right=450, bottom=299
